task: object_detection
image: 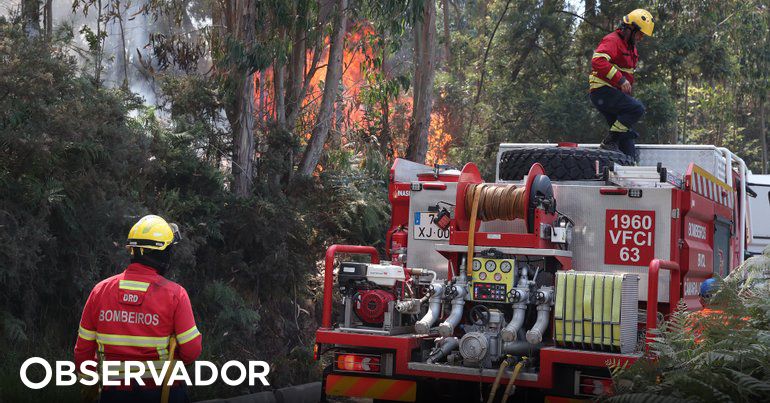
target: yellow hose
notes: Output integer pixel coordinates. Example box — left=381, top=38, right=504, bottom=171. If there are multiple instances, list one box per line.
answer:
left=487, top=356, right=512, bottom=403
left=502, top=358, right=527, bottom=402
left=467, top=184, right=483, bottom=277
left=161, top=336, right=178, bottom=403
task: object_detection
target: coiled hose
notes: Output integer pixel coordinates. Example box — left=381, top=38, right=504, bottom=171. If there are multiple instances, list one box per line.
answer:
left=464, top=183, right=528, bottom=222
left=465, top=183, right=528, bottom=277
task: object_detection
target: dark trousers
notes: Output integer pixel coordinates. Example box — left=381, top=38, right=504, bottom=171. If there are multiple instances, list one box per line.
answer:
left=589, top=86, right=645, bottom=157
left=99, top=385, right=189, bottom=403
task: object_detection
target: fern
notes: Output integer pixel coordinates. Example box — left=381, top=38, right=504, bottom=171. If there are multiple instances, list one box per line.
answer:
left=720, top=368, right=770, bottom=399
left=605, top=393, right=692, bottom=403
left=1, top=312, right=27, bottom=343
left=610, top=267, right=770, bottom=402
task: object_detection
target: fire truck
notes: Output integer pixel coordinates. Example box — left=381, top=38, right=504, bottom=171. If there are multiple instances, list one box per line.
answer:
left=314, top=143, right=750, bottom=402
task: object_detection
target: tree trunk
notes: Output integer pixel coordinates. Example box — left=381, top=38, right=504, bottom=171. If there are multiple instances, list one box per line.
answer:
left=229, top=0, right=257, bottom=197
left=288, top=34, right=323, bottom=133
left=406, top=0, right=437, bottom=164
left=95, top=0, right=104, bottom=84
left=380, top=99, right=392, bottom=158
left=285, top=0, right=308, bottom=132
left=274, top=61, right=286, bottom=126
left=258, top=70, right=266, bottom=128
left=274, top=25, right=287, bottom=126
left=297, top=0, right=348, bottom=176
left=584, top=0, right=596, bottom=18
left=21, top=0, right=40, bottom=37
left=44, top=0, right=52, bottom=39
left=759, top=94, right=767, bottom=174
left=441, top=0, right=451, bottom=68
left=116, top=9, right=129, bottom=91
left=233, top=75, right=256, bottom=197
left=682, top=76, right=688, bottom=143
left=330, top=96, right=343, bottom=149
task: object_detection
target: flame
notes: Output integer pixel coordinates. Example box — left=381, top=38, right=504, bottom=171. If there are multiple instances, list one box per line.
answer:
left=427, top=112, right=451, bottom=165
left=300, top=24, right=372, bottom=138
left=255, top=23, right=451, bottom=165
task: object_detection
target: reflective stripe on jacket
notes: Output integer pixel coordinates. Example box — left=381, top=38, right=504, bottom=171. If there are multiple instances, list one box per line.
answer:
left=74, top=263, right=202, bottom=372
left=589, top=29, right=638, bottom=90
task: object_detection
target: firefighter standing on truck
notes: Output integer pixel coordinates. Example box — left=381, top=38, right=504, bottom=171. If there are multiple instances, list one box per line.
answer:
left=589, top=9, right=655, bottom=160
left=74, top=215, right=202, bottom=402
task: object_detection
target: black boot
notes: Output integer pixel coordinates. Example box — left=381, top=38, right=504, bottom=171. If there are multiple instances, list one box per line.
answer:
left=600, top=132, right=620, bottom=152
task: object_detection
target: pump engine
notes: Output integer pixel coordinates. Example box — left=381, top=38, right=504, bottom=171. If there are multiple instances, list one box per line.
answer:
left=337, top=262, right=421, bottom=334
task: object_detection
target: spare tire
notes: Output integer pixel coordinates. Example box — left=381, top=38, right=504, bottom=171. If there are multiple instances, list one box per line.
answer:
left=498, top=147, right=633, bottom=181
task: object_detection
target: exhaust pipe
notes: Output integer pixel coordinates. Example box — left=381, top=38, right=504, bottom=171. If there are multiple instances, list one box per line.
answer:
left=414, top=283, right=445, bottom=334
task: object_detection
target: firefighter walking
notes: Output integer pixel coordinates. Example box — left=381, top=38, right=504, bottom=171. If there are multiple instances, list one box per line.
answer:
left=74, top=215, right=202, bottom=402
left=589, top=9, right=655, bottom=159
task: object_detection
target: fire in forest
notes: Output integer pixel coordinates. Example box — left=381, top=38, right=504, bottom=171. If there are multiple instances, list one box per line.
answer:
left=253, top=23, right=451, bottom=166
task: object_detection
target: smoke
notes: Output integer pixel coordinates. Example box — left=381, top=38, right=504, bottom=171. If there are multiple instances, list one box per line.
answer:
left=9, top=0, right=158, bottom=104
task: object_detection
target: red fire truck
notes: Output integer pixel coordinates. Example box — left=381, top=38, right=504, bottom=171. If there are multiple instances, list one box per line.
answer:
left=314, top=144, right=750, bottom=402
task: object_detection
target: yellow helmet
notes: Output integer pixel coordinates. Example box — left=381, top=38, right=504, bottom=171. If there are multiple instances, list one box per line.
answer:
left=126, top=215, right=180, bottom=251
left=623, top=9, right=655, bottom=37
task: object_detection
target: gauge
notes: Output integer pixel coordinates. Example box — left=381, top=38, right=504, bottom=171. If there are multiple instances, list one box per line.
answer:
left=485, top=260, right=496, bottom=272
left=500, top=261, right=512, bottom=273
left=479, top=272, right=487, bottom=280
left=472, top=259, right=481, bottom=271
left=494, top=273, right=502, bottom=281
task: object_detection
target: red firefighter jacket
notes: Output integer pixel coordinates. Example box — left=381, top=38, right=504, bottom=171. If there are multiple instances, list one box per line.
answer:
left=589, top=29, right=638, bottom=91
left=74, top=263, right=202, bottom=374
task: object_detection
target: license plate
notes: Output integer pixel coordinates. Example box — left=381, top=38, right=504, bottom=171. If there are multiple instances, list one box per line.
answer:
left=413, top=212, right=450, bottom=240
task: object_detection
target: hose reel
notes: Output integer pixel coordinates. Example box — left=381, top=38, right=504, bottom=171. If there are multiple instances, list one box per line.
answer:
left=455, top=163, right=555, bottom=234
left=463, top=183, right=528, bottom=222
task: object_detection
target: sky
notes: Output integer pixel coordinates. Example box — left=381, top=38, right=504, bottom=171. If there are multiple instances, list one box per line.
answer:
left=568, top=0, right=585, bottom=15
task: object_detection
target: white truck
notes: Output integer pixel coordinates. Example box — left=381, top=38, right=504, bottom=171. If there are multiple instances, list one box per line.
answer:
left=748, top=173, right=770, bottom=255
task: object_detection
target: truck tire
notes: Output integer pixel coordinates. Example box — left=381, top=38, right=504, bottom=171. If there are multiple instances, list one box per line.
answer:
left=498, top=147, right=633, bottom=181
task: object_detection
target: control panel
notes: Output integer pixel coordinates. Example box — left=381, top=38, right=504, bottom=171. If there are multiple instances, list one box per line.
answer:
left=469, top=258, right=516, bottom=303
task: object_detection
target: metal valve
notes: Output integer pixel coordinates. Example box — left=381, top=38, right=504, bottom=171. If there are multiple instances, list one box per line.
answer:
left=507, top=289, right=520, bottom=303
left=508, top=288, right=528, bottom=303
left=535, top=287, right=553, bottom=305
left=445, top=285, right=459, bottom=299
left=429, top=283, right=443, bottom=296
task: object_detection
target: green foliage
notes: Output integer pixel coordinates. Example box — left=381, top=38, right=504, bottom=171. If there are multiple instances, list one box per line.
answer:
left=607, top=276, right=770, bottom=402
left=0, top=21, right=391, bottom=400
left=439, top=0, right=770, bottom=173
left=636, top=81, right=678, bottom=144
left=199, top=281, right=261, bottom=356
